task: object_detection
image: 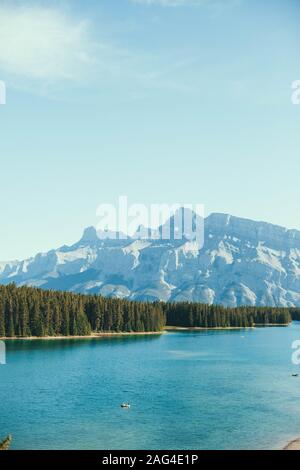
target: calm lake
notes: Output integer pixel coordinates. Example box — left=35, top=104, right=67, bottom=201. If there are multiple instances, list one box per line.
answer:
left=2, top=323, right=300, bottom=450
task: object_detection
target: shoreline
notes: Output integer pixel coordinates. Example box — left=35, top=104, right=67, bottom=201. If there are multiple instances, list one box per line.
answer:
left=165, top=326, right=254, bottom=331
left=165, top=324, right=289, bottom=331
left=0, top=331, right=165, bottom=341
left=0, top=324, right=290, bottom=340
left=283, top=438, right=300, bottom=450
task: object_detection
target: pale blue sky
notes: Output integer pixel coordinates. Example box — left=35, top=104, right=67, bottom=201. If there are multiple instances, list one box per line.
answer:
left=0, top=0, right=300, bottom=260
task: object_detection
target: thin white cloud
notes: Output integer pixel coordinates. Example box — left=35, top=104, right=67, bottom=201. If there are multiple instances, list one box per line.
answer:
left=0, top=2, right=241, bottom=100
left=0, top=4, right=96, bottom=82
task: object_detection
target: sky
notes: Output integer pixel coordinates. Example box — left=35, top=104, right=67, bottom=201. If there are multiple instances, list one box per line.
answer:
left=0, top=0, right=300, bottom=260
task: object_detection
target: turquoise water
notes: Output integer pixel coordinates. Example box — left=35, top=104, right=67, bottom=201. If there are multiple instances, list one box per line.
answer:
left=2, top=324, right=300, bottom=450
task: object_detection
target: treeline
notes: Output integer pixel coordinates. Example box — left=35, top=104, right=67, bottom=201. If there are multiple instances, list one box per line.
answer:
left=163, top=302, right=292, bottom=328
left=0, top=284, right=165, bottom=337
left=289, top=308, right=300, bottom=322
left=0, top=284, right=294, bottom=337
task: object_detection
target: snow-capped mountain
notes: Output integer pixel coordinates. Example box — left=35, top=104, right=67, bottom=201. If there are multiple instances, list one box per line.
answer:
left=1, top=212, right=300, bottom=307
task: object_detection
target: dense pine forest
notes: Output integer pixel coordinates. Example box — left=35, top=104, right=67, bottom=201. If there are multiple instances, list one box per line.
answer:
left=0, top=284, right=165, bottom=337
left=289, top=308, right=300, bottom=322
left=0, top=284, right=293, bottom=337
left=164, top=302, right=292, bottom=328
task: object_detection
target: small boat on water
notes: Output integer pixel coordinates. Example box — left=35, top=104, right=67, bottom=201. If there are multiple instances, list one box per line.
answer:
left=121, top=403, right=131, bottom=408
left=292, top=373, right=299, bottom=377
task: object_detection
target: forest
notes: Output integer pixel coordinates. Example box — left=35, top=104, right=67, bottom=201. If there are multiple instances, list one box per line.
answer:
left=0, top=284, right=165, bottom=337
left=164, top=302, right=292, bottom=328
left=0, top=284, right=293, bottom=337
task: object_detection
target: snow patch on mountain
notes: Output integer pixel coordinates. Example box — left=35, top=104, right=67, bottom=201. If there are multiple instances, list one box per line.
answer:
left=1, top=212, right=300, bottom=307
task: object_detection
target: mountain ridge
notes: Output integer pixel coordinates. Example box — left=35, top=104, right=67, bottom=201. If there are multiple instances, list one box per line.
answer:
left=1, top=211, right=300, bottom=307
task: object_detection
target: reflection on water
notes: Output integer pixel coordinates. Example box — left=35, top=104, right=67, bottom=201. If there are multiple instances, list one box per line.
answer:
left=1, top=325, right=300, bottom=450
left=4, top=333, right=161, bottom=352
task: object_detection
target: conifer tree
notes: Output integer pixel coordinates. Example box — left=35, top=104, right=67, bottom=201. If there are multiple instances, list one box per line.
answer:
left=0, top=300, right=5, bottom=337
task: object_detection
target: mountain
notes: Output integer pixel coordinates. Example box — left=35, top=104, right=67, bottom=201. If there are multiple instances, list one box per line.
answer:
left=1, top=212, right=300, bottom=307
